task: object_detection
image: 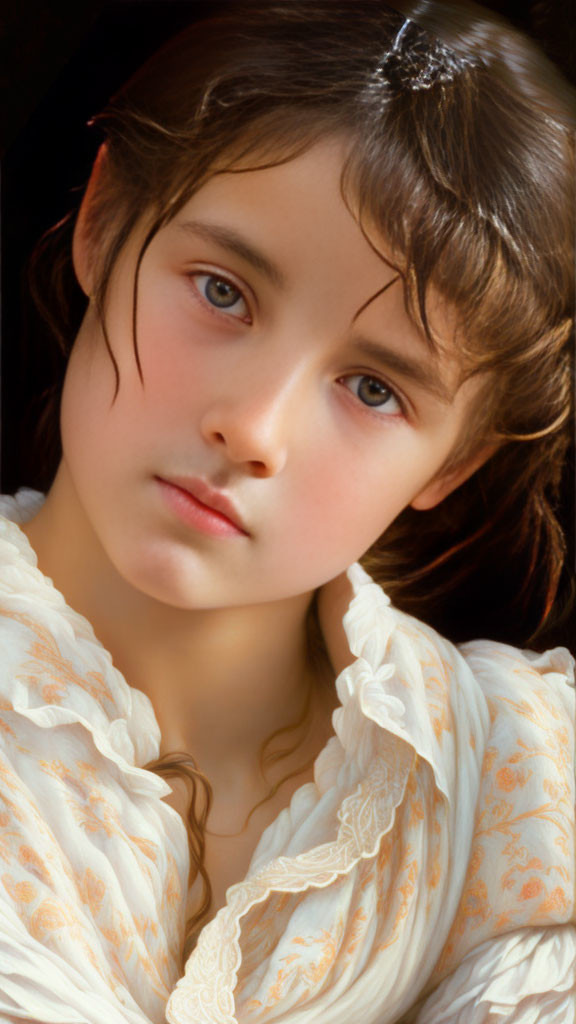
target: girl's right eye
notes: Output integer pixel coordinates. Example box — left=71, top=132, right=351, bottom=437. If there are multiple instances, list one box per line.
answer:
left=341, top=374, right=403, bottom=416
left=190, top=272, right=251, bottom=323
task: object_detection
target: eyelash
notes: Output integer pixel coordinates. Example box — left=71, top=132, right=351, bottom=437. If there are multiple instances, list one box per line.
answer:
left=188, top=271, right=252, bottom=324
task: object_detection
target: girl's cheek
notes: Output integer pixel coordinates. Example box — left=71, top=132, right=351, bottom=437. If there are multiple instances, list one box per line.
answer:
left=139, top=313, right=215, bottom=404
left=145, top=360, right=211, bottom=425
left=290, top=457, right=384, bottom=549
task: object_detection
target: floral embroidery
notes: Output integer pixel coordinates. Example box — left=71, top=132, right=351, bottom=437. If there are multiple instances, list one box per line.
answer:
left=0, top=608, right=113, bottom=707
left=0, top=494, right=573, bottom=1024
left=431, top=646, right=575, bottom=984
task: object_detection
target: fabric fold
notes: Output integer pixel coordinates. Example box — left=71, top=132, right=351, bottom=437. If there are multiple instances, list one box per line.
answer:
left=0, top=489, right=573, bottom=1024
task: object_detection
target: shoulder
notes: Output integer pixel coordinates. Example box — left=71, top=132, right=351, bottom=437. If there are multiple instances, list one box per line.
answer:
left=390, top=599, right=574, bottom=776
left=324, top=564, right=574, bottom=799
left=337, top=570, right=576, bottom=995
left=458, top=636, right=574, bottom=715
left=456, top=639, right=575, bottom=845
left=0, top=499, right=190, bottom=1017
left=375, top=597, right=575, bottom=975
left=381, top=620, right=576, bottom=991
left=0, top=492, right=163, bottom=771
left=429, top=638, right=575, bottom=979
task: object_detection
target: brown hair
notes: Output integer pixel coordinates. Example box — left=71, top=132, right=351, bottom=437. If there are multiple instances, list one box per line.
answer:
left=27, top=0, right=574, bottom=962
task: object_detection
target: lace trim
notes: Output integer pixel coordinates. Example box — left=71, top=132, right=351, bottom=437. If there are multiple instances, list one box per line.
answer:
left=165, top=565, right=426, bottom=1024
left=166, top=744, right=415, bottom=1023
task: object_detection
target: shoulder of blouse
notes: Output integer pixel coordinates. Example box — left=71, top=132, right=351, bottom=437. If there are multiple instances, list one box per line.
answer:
left=0, top=490, right=194, bottom=1023
left=427, top=633, right=575, bottom=985
left=0, top=489, right=166, bottom=792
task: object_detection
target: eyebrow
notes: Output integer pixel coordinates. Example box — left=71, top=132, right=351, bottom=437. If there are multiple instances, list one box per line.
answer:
left=177, top=219, right=286, bottom=288
left=177, top=217, right=454, bottom=403
left=353, top=337, right=454, bottom=403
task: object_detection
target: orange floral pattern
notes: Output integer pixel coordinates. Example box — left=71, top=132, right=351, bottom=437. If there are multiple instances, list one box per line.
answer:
left=0, top=499, right=190, bottom=1023
left=428, top=643, right=575, bottom=993
left=0, top=495, right=573, bottom=1024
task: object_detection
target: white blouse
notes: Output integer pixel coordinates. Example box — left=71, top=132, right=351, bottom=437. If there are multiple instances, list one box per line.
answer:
left=0, top=488, right=574, bottom=1023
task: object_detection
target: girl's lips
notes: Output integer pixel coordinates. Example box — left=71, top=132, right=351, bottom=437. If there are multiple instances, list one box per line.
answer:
left=156, top=476, right=249, bottom=537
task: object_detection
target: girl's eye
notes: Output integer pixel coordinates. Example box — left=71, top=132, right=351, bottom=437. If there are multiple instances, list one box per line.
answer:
left=192, top=273, right=250, bottom=321
left=342, top=374, right=402, bottom=415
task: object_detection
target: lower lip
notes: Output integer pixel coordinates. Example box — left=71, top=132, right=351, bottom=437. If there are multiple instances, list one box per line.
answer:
left=156, top=479, right=246, bottom=538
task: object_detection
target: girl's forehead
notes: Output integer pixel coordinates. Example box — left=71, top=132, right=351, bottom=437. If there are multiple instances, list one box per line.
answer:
left=167, top=137, right=395, bottom=280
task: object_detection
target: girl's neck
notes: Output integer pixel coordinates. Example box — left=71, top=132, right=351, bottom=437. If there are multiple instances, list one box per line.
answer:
left=18, top=474, right=334, bottom=784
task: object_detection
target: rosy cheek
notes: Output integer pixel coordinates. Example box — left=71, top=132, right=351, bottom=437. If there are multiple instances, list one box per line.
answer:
left=139, top=345, right=209, bottom=422
left=290, top=457, right=388, bottom=557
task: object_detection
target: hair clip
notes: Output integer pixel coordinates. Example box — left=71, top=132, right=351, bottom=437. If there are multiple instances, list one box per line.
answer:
left=369, top=17, right=479, bottom=98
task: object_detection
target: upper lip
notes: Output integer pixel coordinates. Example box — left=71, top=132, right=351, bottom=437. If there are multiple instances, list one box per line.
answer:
left=158, top=475, right=249, bottom=534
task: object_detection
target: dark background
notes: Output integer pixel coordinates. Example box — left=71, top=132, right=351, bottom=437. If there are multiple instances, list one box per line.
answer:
left=1, top=0, right=574, bottom=648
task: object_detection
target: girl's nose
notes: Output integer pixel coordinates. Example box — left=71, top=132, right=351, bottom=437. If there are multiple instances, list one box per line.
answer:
left=199, top=376, right=295, bottom=478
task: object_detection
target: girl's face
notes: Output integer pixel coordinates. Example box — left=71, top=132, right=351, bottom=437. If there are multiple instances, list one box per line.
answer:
left=61, top=136, right=484, bottom=609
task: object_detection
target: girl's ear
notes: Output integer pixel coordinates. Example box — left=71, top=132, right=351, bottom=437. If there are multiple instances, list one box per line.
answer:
left=410, top=444, right=496, bottom=511
left=72, top=143, right=109, bottom=298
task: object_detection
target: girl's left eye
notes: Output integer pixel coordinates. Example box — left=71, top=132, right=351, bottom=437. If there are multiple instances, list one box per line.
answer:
left=341, top=374, right=403, bottom=415
left=191, top=273, right=250, bottom=321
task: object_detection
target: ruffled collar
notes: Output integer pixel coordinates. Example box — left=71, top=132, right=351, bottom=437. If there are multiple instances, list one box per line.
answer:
left=320, top=560, right=460, bottom=799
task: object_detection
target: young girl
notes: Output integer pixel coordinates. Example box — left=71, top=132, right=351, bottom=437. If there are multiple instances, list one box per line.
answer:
left=0, top=1, right=574, bottom=1022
